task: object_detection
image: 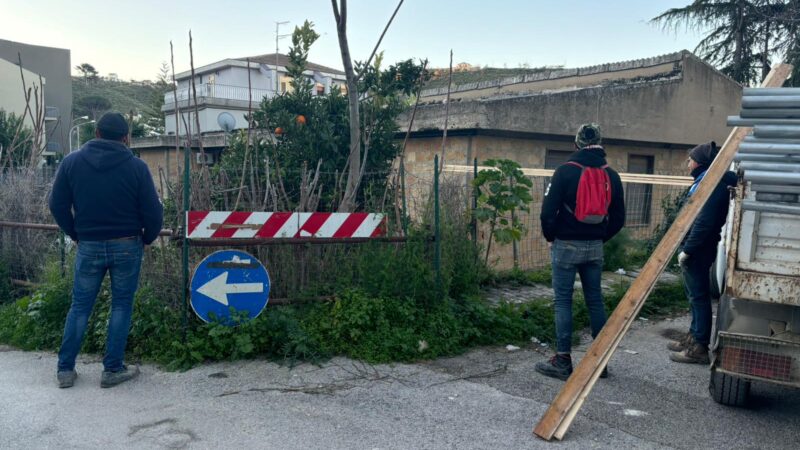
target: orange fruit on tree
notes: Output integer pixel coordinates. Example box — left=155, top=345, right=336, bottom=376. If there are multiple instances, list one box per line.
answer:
left=295, top=115, right=306, bottom=125
left=275, top=127, right=283, bottom=136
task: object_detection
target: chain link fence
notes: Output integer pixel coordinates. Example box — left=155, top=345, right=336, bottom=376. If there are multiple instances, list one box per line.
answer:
left=0, top=163, right=434, bottom=311
left=0, top=157, right=688, bottom=309
left=436, top=163, right=690, bottom=271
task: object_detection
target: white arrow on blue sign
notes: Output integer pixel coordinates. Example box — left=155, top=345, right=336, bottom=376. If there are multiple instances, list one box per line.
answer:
left=190, top=250, right=270, bottom=325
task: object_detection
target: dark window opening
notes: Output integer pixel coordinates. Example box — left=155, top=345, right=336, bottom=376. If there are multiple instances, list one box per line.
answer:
left=625, top=155, right=654, bottom=226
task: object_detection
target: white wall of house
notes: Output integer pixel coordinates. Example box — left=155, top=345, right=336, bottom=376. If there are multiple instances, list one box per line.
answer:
left=165, top=108, right=251, bottom=135
left=165, top=59, right=345, bottom=134
left=177, top=66, right=274, bottom=92
left=0, top=57, right=45, bottom=129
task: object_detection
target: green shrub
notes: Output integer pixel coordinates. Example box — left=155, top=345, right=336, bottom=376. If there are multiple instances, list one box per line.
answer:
left=603, top=230, right=649, bottom=271
left=0, top=263, right=70, bottom=350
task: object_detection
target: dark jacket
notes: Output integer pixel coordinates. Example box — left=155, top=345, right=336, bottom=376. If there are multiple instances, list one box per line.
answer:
left=48, top=139, right=163, bottom=244
left=540, top=147, right=625, bottom=242
left=682, top=166, right=738, bottom=256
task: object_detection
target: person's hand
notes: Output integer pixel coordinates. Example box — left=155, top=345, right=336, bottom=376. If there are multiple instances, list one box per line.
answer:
left=678, top=251, right=690, bottom=265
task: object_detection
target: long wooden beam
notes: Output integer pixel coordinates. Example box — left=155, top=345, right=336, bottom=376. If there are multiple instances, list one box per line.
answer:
left=532, top=63, right=793, bottom=441
left=443, top=165, right=694, bottom=186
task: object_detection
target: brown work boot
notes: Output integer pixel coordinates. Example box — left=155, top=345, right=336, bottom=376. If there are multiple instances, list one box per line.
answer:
left=670, top=342, right=710, bottom=364
left=667, top=332, right=693, bottom=352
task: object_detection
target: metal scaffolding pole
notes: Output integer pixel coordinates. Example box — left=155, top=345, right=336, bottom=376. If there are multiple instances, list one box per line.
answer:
left=743, top=87, right=800, bottom=96
left=727, top=116, right=800, bottom=127
left=750, top=184, right=800, bottom=195
left=742, top=200, right=800, bottom=216
left=753, top=125, right=800, bottom=139
left=739, top=142, right=800, bottom=154
left=742, top=96, right=800, bottom=108
left=734, top=153, right=800, bottom=162
left=742, top=170, right=800, bottom=185
left=740, top=109, right=800, bottom=119
left=739, top=161, right=800, bottom=172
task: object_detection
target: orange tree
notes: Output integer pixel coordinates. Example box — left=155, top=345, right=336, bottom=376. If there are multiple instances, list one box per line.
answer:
left=216, top=21, right=427, bottom=212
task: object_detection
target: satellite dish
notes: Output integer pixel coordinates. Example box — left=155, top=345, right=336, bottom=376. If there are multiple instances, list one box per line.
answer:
left=217, top=112, right=236, bottom=133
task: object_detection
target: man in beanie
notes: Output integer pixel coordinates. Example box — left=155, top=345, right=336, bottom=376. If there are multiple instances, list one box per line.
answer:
left=49, top=112, right=163, bottom=388
left=669, top=141, right=737, bottom=364
left=536, top=123, right=625, bottom=380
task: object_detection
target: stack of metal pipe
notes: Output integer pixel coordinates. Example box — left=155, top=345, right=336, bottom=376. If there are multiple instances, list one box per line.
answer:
left=727, top=87, right=800, bottom=214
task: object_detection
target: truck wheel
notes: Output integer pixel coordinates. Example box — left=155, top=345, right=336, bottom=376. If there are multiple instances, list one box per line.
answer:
left=709, top=368, right=750, bottom=407
left=710, top=260, right=721, bottom=300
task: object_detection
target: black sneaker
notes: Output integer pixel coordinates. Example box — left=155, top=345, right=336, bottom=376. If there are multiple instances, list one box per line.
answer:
left=100, top=365, right=140, bottom=388
left=57, top=370, right=77, bottom=388
left=535, top=354, right=573, bottom=381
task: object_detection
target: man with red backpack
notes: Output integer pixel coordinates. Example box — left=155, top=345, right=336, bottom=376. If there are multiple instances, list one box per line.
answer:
left=536, top=123, right=626, bottom=380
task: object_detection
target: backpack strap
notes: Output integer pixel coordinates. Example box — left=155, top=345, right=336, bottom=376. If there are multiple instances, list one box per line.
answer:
left=565, top=161, right=584, bottom=169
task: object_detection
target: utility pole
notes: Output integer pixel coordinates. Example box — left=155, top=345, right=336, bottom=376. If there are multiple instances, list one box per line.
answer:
left=275, top=21, right=290, bottom=93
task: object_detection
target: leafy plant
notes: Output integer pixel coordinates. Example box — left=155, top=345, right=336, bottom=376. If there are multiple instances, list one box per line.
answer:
left=472, top=159, right=533, bottom=266
left=647, top=188, right=690, bottom=267
left=0, top=109, right=33, bottom=169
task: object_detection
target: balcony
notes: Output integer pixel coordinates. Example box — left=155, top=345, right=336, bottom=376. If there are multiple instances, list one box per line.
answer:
left=44, top=106, right=59, bottom=122
left=163, top=83, right=275, bottom=106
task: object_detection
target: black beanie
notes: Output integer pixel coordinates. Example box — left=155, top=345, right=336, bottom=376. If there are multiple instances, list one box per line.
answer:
left=96, top=112, right=129, bottom=140
left=689, top=141, right=718, bottom=167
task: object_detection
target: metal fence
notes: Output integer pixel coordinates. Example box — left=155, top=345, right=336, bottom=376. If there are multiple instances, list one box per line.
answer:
left=0, top=160, right=442, bottom=314
left=437, top=161, right=692, bottom=271
left=0, top=156, right=689, bottom=309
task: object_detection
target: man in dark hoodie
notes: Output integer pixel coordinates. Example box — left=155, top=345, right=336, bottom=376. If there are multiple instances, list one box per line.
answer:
left=669, top=142, right=737, bottom=364
left=49, top=112, right=163, bottom=388
left=536, top=123, right=625, bottom=381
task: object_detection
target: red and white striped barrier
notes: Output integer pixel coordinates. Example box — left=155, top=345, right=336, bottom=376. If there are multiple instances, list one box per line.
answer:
left=186, top=211, right=386, bottom=239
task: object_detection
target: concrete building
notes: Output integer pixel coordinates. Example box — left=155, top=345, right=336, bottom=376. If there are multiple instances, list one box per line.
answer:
left=399, top=50, right=743, bottom=269
left=0, top=39, right=72, bottom=156
left=163, top=53, right=345, bottom=135
left=0, top=57, right=46, bottom=129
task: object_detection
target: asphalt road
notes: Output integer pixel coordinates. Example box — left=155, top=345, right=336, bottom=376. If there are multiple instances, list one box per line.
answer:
left=1, top=314, right=798, bottom=449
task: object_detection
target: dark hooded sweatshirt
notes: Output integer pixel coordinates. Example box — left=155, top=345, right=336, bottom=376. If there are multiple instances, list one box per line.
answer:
left=49, top=139, right=163, bottom=244
left=681, top=165, right=738, bottom=257
left=540, top=147, right=625, bottom=242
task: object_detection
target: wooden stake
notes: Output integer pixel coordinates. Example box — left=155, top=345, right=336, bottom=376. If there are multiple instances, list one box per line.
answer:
left=532, top=63, right=793, bottom=442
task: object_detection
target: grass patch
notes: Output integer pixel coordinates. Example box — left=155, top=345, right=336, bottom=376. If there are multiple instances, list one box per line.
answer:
left=483, top=267, right=552, bottom=287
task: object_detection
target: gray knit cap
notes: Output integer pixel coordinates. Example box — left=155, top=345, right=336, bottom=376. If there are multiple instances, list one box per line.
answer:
left=575, top=123, right=602, bottom=148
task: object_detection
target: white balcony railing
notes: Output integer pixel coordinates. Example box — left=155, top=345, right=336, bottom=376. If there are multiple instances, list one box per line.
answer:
left=164, top=83, right=275, bottom=105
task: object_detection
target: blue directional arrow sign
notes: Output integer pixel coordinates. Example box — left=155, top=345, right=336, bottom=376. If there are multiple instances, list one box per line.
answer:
left=190, top=250, right=270, bottom=325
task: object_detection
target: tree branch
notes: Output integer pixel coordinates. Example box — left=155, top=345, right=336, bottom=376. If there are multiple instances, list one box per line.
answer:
left=356, top=0, right=405, bottom=82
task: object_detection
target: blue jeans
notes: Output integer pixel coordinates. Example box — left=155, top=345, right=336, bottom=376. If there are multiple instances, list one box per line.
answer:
left=551, top=239, right=607, bottom=354
left=681, top=250, right=715, bottom=346
left=58, top=237, right=143, bottom=372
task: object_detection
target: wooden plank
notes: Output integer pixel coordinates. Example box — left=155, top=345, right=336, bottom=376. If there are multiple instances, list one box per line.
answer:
left=443, top=165, right=693, bottom=186
left=533, top=63, right=793, bottom=442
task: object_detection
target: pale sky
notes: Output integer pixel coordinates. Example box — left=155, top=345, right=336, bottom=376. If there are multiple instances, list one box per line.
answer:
left=1, top=0, right=705, bottom=81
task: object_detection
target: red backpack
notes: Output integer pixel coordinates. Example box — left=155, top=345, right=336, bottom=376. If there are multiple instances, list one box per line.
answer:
left=563, top=161, right=612, bottom=224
